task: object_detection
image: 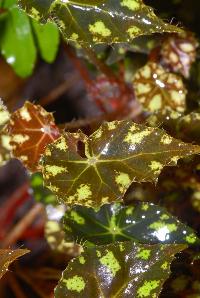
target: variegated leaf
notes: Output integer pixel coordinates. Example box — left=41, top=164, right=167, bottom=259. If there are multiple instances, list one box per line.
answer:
left=42, top=120, right=200, bottom=208
left=133, top=62, right=187, bottom=114
left=161, top=33, right=198, bottom=78
left=63, top=202, right=199, bottom=245
left=0, top=99, right=10, bottom=130
left=0, top=100, right=11, bottom=166
left=0, top=248, right=30, bottom=279
left=45, top=204, right=82, bottom=256
left=55, top=241, right=186, bottom=298
left=18, top=0, right=182, bottom=46
left=8, top=101, right=60, bottom=172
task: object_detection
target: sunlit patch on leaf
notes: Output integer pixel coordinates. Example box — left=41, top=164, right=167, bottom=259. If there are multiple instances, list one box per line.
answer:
left=63, top=202, right=199, bottom=245
left=0, top=99, right=10, bottom=129
left=19, top=0, right=182, bottom=46
left=55, top=241, right=186, bottom=297
left=8, top=101, right=60, bottom=172
left=161, top=33, right=198, bottom=78
left=0, top=129, right=12, bottom=167
left=45, top=204, right=83, bottom=256
left=0, top=100, right=11, bottom=166
left=42, top=120, right=200, bottom=208
left=133, top=62, right=187, bottom=114
left=0, top=248, right=30, bottom=279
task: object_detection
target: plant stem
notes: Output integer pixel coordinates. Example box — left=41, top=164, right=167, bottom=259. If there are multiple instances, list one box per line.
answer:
left=82, top=46, right=118, bottom=82
left=63, top=44, right=93, bottom=87
left=1, top=203, right=45, bottom=248
left=39, top=73, right=79, bottom=106
left=8, top=274, right=27, bottom=298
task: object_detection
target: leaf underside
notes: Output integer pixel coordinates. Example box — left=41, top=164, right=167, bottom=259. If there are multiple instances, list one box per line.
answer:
left=42, top=120, right=200, bottom=208
left=18, top=0, right=181, bottom=46
left=55, top=241, right=186, bottom=298
left=0, top=248, right=30, bottom=279
left=63, top=202, right=198, bottom=246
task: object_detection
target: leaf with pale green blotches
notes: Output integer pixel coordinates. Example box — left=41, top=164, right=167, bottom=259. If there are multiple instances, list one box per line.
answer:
left=55, top=241, right=186, bottom=298
left=63, top=202, right=199, bottom=246
left=18, top=0, right=182, bottom=47
left=133, top=62, right=187, bottom=114
left=42, top=120, right=200, bottom=208
left=0, top=248, right=30, bottom=279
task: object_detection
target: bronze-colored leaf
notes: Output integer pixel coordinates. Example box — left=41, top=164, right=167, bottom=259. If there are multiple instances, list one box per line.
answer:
left=0, top=248, right=30, bottom=279
left=55, top=241, right=186, bottom=298
left=133, top=62, right=187, bottom=114
left=161, top=33, right=198, bottom=78
left=8, top=101, right=60, bottom=172
left=18, top=0, right=182, bottom=46
left=42, top=120, right=200, bottom=208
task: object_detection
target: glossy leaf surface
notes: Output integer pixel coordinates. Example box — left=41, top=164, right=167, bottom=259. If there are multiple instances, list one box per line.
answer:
left=161, top=33, right=198, bottom=78
left=55, top=241, right=186, bottom=298
left=63, top=202, right=198, bottom=245
left=32, top=20, right=60, bottom=63
left=8, top=101, right=60, bottom=172
left=42, top=120, right=200, bottom=207
left=133, top=62, right=187, bottom=114
left=0, top=248, right=29, bottom=279
left=0, top=0, right=60, bottom=77
left=19, top=0, right=182, bottom=46
left=1, top=6, right=37, bottom=77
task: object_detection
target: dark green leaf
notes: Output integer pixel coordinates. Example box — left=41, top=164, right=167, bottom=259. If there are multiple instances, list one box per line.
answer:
left=55, top=241, right=186, bottom=298
left=42, top=120, right=200, bottom=208
left=18, top=0, right=182, bottom=46
left=32, top=19, right=60, bottom=63
left=63, top=202, right=199, bottom=246
left=0, top=248, right=30, bottom=279
left=1, top=6, right=37, bottom=77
